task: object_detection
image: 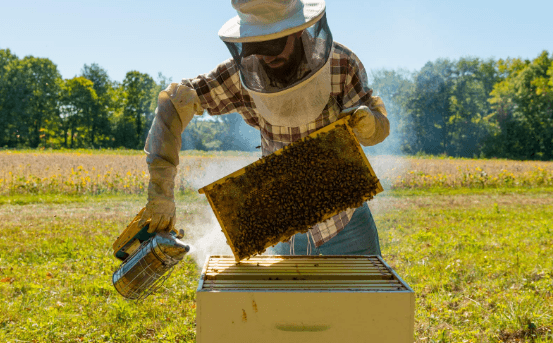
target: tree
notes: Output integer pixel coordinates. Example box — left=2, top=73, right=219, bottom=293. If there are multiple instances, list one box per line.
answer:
left=406, top=59, right=455, bottom=155
left=80, top=63, right=114, bottom=147
left=392, top=58, right=500, bottom=157
left=447, top=58, right=499, bottom=157
left=146, top=72, right=173, bottom=141
left=214, top=112, right=259, bottom=151
left=59, top=77, right=98, bottom=148
left=488, top=51, right=553, bottom=160
left=183, top=115, right=221, bottom=151
left=368, top=68, right=414, bottom=155
left=0, top=55, right=62, bottom=148
left=119, top=71, right=156, bottom=149
left=0, top=49, right=21, bottom=147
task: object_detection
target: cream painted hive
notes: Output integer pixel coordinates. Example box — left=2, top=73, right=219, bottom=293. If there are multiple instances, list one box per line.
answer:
left=196, top=255, right=415, bottom=343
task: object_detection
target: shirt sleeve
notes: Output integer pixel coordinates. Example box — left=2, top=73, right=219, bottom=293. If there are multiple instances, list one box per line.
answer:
left=342, top=51, right=373, bottom=109
left=180, top=59, right=245, bottom=116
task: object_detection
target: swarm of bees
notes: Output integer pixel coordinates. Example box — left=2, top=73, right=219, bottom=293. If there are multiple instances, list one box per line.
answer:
left=208, top=124, right=380, bottom=260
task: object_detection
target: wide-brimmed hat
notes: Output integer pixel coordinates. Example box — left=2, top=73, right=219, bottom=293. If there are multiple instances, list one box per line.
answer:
left=219, top=0, right=326, bottom=43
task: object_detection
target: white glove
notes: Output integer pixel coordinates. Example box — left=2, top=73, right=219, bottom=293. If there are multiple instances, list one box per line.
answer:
left=136, top=84, right=202, bottom=234
left=339, top=97, right=390, bottom=146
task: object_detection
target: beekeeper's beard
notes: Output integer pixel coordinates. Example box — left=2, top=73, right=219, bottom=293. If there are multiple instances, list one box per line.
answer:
left=244, top=51, right=332, bottom=128
left=259, top=37, right=306, bottom=86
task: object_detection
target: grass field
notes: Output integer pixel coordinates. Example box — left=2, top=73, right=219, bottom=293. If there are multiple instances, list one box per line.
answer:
left=1, top=151, right=552, bottom=342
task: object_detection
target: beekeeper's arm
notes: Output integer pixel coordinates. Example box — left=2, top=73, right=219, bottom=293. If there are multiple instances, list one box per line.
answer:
left=136, top=84, right=203, bottom=233
left=338, top=52, right=390, bottom=147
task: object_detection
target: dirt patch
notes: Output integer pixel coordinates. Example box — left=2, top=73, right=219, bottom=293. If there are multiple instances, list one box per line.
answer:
left=0, top=198, right=208, bottom=230
left=498, top=325, right=553, bottom=342
left=2, top=192, right=551, bottom=226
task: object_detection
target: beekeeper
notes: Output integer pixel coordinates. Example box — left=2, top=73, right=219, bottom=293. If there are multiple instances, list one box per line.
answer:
left=135, top=0, right=390, bottom=256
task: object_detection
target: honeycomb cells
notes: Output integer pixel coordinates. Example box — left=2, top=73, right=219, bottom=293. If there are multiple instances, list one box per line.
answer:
left=208, top=124, right=380, bottom=260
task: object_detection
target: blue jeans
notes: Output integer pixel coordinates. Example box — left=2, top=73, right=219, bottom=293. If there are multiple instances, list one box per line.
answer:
left=267, top=202, right=381, bottom=256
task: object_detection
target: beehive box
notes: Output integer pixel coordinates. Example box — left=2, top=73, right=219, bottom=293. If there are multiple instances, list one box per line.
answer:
left=196, top=255, right=415, bottom=343
left=198, top=117, right=383, bottom=261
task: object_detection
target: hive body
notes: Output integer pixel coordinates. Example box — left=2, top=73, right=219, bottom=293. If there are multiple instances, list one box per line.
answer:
left=198, top=118, right=383, bottom=261
left=196, top=255, right=415, bottom=343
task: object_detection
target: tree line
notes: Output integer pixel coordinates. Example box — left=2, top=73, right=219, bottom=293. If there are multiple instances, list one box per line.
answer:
left=1, top=48, right=552, bottom=160
left=369, top=51, right=553, bottom=160
left=0, top=48, right=256, bottom=151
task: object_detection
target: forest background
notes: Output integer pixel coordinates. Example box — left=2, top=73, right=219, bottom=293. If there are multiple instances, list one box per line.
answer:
left=1, top=48, right=552, bottom=160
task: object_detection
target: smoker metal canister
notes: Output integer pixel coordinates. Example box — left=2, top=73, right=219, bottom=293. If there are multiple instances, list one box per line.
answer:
left=112, top=233, right=190, bottom=300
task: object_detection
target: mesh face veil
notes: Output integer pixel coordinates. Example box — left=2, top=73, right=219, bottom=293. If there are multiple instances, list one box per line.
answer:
left=224, top=13, right=333, bottom=94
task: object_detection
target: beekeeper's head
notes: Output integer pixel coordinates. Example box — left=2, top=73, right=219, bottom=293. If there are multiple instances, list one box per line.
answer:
left=219, top=0, right=333, bottom=94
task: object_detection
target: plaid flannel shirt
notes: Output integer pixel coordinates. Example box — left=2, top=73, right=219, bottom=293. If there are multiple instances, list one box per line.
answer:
left=181, top=42, right=374, bottom=248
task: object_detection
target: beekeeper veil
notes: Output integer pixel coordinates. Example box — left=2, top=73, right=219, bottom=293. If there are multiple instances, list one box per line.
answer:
left=219, top=0, right=333, bottom=127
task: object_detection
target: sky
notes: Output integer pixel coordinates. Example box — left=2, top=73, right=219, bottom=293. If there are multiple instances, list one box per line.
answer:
left=1, top=0, right=552, bottom=84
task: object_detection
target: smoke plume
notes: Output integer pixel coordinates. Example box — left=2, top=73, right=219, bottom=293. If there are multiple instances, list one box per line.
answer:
left=180, top=157, right=257, bottom=267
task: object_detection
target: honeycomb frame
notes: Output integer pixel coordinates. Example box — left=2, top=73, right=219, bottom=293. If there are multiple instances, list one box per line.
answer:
left=198, top=117, right=383, bottom=261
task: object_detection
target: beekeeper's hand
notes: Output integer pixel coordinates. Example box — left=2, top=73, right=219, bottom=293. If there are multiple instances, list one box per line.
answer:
left=339, top=96, right=390, bottom=146
left=137, top=197, right=176, bottom=234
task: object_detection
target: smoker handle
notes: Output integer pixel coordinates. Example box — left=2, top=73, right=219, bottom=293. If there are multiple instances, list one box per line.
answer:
left=274, top=323, right=331, bottom=332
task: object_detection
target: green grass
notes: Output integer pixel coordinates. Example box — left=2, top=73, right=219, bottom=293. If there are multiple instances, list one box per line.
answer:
left=387, top=186, right=553, bottom=197
left=0, top=198, right=201, bottom=342
left=1, top=190, right=552, bottom=342
left=0, top=188, right=203, bottom=206
left=377, top=192, right=553, bottom=342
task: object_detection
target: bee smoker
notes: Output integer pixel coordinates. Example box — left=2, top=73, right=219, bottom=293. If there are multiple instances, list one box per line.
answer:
left=112, top=222, right=190, bottom=300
